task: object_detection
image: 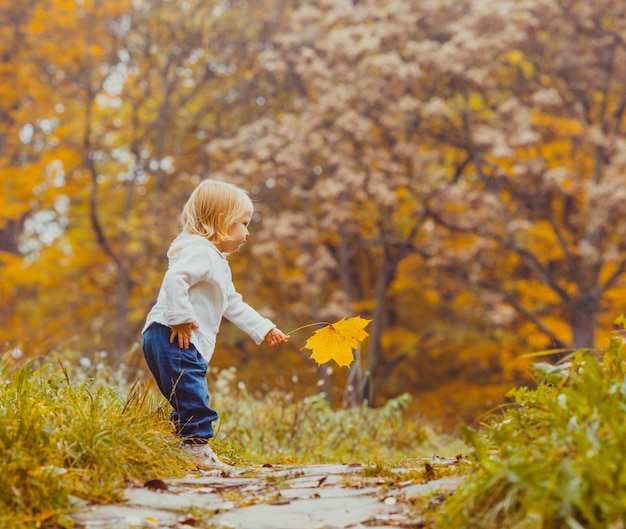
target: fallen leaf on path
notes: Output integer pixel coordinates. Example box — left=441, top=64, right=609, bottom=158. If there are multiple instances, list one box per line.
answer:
left=144, top=479, right=169, bottom=491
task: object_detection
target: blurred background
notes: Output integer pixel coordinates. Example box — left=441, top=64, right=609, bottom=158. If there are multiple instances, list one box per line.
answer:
left=1, top=0, right=625, bottom=431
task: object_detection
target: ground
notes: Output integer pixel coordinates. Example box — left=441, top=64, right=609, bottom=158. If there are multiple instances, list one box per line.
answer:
left=72, top=459, right=467, bottom=528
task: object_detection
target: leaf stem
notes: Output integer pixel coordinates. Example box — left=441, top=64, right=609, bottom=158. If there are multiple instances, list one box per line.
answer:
left=287, top=322, right=331, bottom=335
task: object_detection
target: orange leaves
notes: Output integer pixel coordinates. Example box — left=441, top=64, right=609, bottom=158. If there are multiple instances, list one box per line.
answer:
left=302, top=317, right=371, bottom=368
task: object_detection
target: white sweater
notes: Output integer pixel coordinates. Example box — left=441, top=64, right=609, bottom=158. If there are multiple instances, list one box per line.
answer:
left=143, top=233, right=275, bottom=362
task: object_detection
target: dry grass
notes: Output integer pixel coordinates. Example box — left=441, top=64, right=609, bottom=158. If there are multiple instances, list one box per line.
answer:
left=0, top=360, right=189, bottom=529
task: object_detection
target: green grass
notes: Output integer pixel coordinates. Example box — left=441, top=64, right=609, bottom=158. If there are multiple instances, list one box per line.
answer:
left=0, top=360, right=190, bottom=529
left=439, top=334, right=626, bottom=528
left=209, top=367, right=462, bottom=465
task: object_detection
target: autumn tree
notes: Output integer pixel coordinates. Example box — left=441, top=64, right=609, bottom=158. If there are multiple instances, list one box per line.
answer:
left=207, top=1, right=465, bottom=404
left=0, top=0, right=301, bottom=363
left=81, top=0, right=302, bottom=361
left=0, top=0, right=87, bottom=356
left=207, top=0, right=626, bottom=408
left=414, top=0, right=626, bottom=350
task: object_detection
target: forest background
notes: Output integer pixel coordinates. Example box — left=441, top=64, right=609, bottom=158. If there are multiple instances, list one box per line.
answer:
left=1, top=0, right=625, bottom=431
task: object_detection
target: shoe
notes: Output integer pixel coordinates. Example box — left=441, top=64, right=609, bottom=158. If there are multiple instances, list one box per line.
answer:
left=183, top=443, right=231, bottom=470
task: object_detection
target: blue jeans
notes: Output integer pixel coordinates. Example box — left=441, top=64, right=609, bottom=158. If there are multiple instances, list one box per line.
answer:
left=142, top=322, right=218, bottom=441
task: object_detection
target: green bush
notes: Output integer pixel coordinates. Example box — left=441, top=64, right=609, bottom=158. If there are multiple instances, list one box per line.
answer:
left=208, top=366, right=452, bottom=465
left=441, top=334, right=626, bottom=528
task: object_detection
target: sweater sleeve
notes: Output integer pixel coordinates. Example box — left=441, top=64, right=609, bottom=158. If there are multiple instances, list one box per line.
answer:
left=223, top=288, right=276, bottom=344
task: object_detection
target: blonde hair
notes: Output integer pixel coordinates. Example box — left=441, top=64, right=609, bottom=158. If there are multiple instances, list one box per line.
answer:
left=181, top=179, right=253, bottom=243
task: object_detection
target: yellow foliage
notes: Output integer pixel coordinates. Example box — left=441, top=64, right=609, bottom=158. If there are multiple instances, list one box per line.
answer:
left=415, top=382, right=513, bottom=431
left=381, top=327, right=420, bottom=355
left=531, top=113, right=584, bottom=137
left=518, top=281, right=563, bottom=307
left=507, top=50, right=524, bottom=65
left=526, top=220, right=563, bottom=260
left=468, top=93, right=484, bottom=112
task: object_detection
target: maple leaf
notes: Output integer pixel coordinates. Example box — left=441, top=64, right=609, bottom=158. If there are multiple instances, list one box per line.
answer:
left=302, top=316, right=372, bottom=368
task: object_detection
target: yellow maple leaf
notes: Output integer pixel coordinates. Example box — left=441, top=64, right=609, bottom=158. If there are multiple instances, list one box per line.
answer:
left=302, top=316, right=372, bottom=367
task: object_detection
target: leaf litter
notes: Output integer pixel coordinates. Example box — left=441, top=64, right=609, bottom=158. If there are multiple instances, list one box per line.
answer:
left=73, top=459, right=467, bottom=528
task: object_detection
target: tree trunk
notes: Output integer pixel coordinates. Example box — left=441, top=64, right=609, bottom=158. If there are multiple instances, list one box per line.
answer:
left=363, top=247, right=400, bottom=405
left=570, top=295, right=598, bottom=349
left=113, top=268, right=131, bottom=363
left=0, top=217, right=24, bottom=254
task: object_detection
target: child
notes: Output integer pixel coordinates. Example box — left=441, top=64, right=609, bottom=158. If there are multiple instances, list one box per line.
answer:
left=141, top=179, right=289, bottom=468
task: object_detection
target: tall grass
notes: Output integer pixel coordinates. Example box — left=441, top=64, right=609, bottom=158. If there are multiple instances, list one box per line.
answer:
left=440, top=334, right=626, bottom=528
left=209, top=367, right=460, bottom=465
left=0, top=360, right=189, bottom=529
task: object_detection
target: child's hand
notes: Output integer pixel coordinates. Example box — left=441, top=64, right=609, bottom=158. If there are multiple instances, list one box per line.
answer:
left=169, top=322, right=200, bottom=349
left=265, top=328, right=290, bottom=347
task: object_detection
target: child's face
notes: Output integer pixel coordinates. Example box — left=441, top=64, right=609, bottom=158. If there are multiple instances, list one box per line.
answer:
left=218, top=210, right=252, bottom=254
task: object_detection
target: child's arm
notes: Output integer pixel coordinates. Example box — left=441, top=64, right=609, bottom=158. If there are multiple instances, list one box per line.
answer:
left=265, top=328, right=290, bottom=347
left=169, top=322, right=200, bottom=349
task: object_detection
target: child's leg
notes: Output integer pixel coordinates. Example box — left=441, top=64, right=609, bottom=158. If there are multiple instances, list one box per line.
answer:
left=142, top=323, right=218, bottom=441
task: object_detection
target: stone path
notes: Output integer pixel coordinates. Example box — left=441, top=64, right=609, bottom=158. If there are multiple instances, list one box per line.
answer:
left=73, top=459, right=466, bottom=529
